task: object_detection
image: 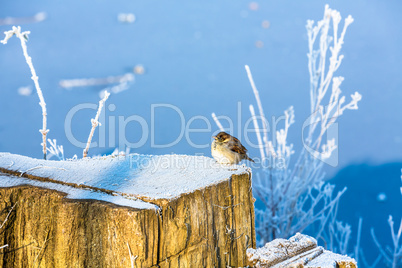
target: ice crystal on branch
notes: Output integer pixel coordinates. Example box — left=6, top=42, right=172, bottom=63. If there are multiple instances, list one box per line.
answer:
left=46, top=139, right=65, bottom=161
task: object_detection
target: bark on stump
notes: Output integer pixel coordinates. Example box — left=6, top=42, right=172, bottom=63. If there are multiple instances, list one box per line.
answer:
left=0, top=153, right=255, bottom=267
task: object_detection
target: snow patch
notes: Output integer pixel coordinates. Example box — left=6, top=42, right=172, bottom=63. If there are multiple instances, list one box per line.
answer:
left=307, top=250, right=357, bottom=267
left=0, top=173, right=156, bottom=210
left=247, top=233, right=356, bottom=267
left=247, top=233, right=317, bottom=266
left=0, top=153, right=249, bottom=208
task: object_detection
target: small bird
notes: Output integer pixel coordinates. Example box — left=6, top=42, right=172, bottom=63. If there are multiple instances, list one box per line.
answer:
left=211, top=132, right=254, bottom=165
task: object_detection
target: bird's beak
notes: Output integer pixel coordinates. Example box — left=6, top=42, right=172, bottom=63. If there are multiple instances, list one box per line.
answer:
left=213, top=136, right=217, bottom=140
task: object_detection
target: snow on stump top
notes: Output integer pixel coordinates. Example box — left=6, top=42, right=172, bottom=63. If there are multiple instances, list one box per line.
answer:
left=246, top=233, right=357, bottom=268
left=0, top=152, right=250, bottom=207
left=0, top=152, right=255, bottom=267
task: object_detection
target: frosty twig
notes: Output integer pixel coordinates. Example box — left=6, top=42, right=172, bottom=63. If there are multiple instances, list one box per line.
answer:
left=249, top=105, right=266, bottom=161
left=211, top=113, right=224, bottom=132
left=245, top=65, right=270, bottom=148
left=83, top=92, right=110, bottom=158
left=1, top=26, right=49, bottom=159
left=47, top=139, right=65, bottom=160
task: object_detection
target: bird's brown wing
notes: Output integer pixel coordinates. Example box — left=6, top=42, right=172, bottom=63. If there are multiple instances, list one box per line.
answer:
left=228, top=137, right=248, bottom=154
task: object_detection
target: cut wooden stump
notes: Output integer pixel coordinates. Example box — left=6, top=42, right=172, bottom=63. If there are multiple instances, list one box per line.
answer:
left=0, top=153, right=255, bottom=267
left=246, top=233, right=357, bottom=268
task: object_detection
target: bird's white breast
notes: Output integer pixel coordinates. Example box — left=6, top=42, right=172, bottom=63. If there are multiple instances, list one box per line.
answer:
left=211, top=140, right=241, bottom=164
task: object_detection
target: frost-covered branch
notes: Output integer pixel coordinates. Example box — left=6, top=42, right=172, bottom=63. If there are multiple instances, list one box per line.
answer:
left=1, top=26, right=49, bottom=159
left=370, top=211, right=402, bottom=267
left=244, top=63, right=347, bottom=244
left=83, top=91, right=110, bottom=158
left=245, top=60, right=342, bottom=243
left=306, top=5, right=361, bottom=150
left=211, top=6, right=360, bottom=248
left=211, top=112, right=224, bottom=132
left=275, top=106, right=295, bottom=161
left=245, top=65, right=269, bottom=148
left=388, top=216, right=402, bottom=268
left=229, top=5, right=360, bottom=248
left=249, top=105, right=266, bottom=160
left=354, top=218, right=363, bottom=264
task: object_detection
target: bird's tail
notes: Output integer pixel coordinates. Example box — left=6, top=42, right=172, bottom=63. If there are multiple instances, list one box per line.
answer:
left=245, top=155, right=255, bottom=163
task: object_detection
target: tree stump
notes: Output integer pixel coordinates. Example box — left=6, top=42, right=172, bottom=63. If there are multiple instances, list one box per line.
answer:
left=0, top=153, right=255, bottom=267
left=246, top=233, right=357, bottom=268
